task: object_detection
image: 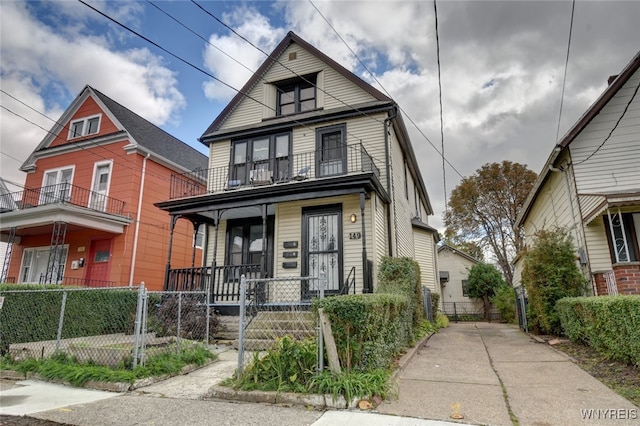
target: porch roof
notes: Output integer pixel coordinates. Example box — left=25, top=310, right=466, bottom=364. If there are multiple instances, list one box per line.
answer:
left=583, top=191, right=640, bottom=224
left=155, top=173, right=389, bottom=223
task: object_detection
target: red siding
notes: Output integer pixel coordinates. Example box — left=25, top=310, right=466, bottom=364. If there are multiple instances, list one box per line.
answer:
left=49, top=96, right=119, bottom=148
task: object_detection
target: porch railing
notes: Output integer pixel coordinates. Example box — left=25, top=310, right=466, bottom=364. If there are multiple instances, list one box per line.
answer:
left=169, top=143, right=381, bottom=199
left=2, top=183, right=126, bottom=216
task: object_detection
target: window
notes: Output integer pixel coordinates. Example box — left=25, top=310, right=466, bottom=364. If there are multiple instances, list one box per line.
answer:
left=462, top=279, right=469, bottom=297
left=230, top=133, right=291, bottom=184
left=276, top=75, right=316, bottom=116
left=41, top=167, right=73, bottom=204
left=68, top=115, right=100, bottom=139
left=19, top=246, right=69, bottom=284
left=604, top=210, right=640, bottom=263
left=316, top=124, right=346, bottom=177
left=194, top=224, right=205, bottom=249
left=225, top=218, right=274, bottom=278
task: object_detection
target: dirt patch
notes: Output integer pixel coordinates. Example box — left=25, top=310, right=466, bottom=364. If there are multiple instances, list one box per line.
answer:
left=0, top=415, right=68, bottom=426
left=551, top=340, right=640, bottom=407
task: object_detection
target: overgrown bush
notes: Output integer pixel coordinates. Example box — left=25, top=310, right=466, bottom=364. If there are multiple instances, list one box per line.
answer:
left=150, top=294, right=219, bottom=341
left=431, top=292, right=440, bottom=315
left=521, top=228, right=588, bottom=334
left=377, top=257, right=424, bottom=329
left=492, top=284, right=516, bottom=323
left=556, top=296, right=640, bottom=367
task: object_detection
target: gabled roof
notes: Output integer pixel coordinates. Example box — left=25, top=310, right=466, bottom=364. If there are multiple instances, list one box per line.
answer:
left=437, top=244, right=481, bottom=264
left=199, top=31, right=393, bottom=141
left=516, top=51, right=640, bottom=227
left=22, top=85, right=207, bottom=173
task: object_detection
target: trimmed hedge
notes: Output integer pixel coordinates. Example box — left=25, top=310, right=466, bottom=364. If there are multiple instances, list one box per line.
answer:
left=556, top=295, right=640, bottom=367
left=313, top=293, right=410, bottom=372
left=312, top=257, right=423, bottom=372
left=0, top=284, right=139, bottom=346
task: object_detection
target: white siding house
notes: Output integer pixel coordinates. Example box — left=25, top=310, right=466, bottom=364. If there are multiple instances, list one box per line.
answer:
left=515, top=51, right=640, bottom=296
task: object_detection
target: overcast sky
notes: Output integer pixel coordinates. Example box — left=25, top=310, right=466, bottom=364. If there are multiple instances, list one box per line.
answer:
left=1, top=0, right=639, bottom=232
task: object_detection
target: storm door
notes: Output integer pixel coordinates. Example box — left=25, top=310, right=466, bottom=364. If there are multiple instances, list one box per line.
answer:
left=302, top=205, right=343, bottom=299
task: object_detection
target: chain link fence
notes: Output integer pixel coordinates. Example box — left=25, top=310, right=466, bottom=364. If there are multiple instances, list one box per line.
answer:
left=237, top=275, right=320, bottom=374
left=0, top=284, right=216, bottom=369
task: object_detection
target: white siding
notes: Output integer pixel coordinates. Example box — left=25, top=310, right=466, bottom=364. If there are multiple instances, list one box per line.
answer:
left=584, top=216, right=613, bottom=272
left=438, top=248, right=480, bottom=305
left=571, top=72, right=640, bottom=194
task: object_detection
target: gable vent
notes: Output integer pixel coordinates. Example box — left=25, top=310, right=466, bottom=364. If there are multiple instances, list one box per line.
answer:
left=289, top=52, right=297, bottom=61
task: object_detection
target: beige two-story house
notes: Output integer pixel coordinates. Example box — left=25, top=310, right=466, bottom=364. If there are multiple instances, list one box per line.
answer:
left=156, top=32, right=439, bottom=309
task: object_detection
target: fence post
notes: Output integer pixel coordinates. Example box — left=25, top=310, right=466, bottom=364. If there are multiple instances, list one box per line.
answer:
left=132, top=282, right=145, bottom=369
left=453, top=302, right=458, bottom=323
left=55, top=290, right=68, bottom=353
left=237, top=274, right=247, bottom=376
left=318, top=272, right=326, bottom=372
left=205, top=281, right=211, bottom=346
left=176, top=292, right=183, bottom=355
left=139, top=289, right=148, bottom=366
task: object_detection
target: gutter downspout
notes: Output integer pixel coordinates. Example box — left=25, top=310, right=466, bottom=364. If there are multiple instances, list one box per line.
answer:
left=384, top=107, right=397, bottom=256
left=129, top=152, right=151, bottom=287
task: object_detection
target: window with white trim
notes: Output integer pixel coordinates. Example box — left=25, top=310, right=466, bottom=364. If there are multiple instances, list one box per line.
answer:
left=604, top=210, right=640, bottom=263
left=19, top=246, right=69, bottom=284
left=41, top=166, right=74, bottom=204
left=69, top=115, right=101, bottom=139
left=194, top=224, right=205, bottom=249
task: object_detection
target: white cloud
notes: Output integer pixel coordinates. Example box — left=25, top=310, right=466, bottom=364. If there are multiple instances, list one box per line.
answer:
left=0, top=1, right=186, bottom=186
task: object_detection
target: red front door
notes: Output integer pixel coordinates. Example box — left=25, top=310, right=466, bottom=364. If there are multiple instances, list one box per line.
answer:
left=86, top=239, right=112, bottom=286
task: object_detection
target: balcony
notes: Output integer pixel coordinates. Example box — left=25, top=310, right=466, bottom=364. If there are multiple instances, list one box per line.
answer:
left=169, top=143, right=380, bottom=199
left=0, top=183, right=126, bottom=216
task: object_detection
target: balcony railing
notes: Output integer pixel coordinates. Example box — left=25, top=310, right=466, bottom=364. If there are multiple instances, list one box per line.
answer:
left=1, top=183, right=126, bottom=216
left=169, top=143, right=380, bottom=199
left=166, top=264, right=263, bottom=302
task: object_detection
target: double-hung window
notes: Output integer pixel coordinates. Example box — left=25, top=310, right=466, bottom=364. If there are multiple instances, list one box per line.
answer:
left=69, top=115, right=100, bottom=139
left=41, top=167, right=73, bottom=205
left=276, top=75, right=316, bottom=116
left=19, top=246, right=69, bottom=284
left=316, top=124, right=346, bottom=177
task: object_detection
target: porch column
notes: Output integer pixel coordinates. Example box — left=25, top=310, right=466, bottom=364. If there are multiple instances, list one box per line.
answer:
left=163, top=214, right=181, bottom=290
left=191, top=220, right=201, bottom=268
left=360, top=192, right=370, bottom=293
left=209, top=211, right=221, bottom=299
left=261, top=204, right=267, bottom=277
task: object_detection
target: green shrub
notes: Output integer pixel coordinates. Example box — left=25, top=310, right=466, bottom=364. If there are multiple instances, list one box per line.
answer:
left=556, top=296, right=640, bottom=367
left=521, top=228, right=588, bottom=334
left=435, top=312, right=449, bottom=329
left=377, top=257, right=424, bottom=329
left=492, top=284, right=516, bottom=323
left=430, top=292, right=440, bottom=315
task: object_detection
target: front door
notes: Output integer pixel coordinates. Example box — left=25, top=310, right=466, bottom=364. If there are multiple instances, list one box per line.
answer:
left=86, top=239, right=112, bottom=285
left=302, top=205, right=343, bottom=298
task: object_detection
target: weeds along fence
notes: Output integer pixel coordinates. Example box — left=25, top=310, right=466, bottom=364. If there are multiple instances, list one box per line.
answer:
left=0, top=284, right=215, bottom=369
left=237, top=275, right=321, bottom=375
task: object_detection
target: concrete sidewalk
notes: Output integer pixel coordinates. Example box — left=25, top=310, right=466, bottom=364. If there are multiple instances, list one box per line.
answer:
left=2, top=323, right=637, bottom=425
left=378, top=322, right=638, bottom=425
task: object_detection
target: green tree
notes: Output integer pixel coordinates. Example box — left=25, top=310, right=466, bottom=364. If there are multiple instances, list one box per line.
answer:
left=521, top=228, right=588, bottom=335
left=444, top=161, right=536, bottom=285
left=441, top=232, right=485, bottom=262
left=467, top=263, right=505, bottom=321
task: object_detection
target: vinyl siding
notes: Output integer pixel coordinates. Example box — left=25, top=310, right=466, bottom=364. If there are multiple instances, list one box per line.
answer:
left=579, top=194, right=606, bottom=221
left=438, top=248, right=479, bottom=304
left=570, top=72, right=640, bottom=194
left=218, top=43, right=378, bottom=132
left=413, top=229, right=437, bottom=293
left=388, top=126, right=416, bottom=258
left=584, top=216, right=613, bottom=272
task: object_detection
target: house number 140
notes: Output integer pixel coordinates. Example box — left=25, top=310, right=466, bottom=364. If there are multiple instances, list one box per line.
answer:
left=349, top=232, right=362, bottom=239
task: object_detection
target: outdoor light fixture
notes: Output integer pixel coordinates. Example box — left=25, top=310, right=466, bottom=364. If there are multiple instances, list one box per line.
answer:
left=350, top=214, right=357, bottom=223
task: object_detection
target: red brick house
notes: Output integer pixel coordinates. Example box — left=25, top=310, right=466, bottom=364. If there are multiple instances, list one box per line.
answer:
left=0, top=85, right=208, bottom=290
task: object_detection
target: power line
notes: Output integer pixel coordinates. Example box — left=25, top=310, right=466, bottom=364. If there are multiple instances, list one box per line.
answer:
left=433, top=0, right=447, bottom=213
left=554, top=0, right=576, bottom=145
left=307, top=0, right=464, bottom=179
left=573, top=79, right=640, bottom=165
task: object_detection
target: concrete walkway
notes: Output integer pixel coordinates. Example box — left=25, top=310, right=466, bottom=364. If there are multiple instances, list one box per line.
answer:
left=2, top=323, right=637, bottom=425
left=378, top=322, right=638, bottom=425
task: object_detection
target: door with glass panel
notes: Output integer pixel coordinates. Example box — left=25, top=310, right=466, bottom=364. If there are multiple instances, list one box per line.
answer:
left=89, top=163, right=111, bottom=211
left=302, top=205, right=343, bottom=299
left=40, top=168, right=73, bottom=205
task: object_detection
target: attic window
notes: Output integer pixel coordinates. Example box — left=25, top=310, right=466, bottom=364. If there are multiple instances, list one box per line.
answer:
left=69, top=115, right=100, bottom=139
left=276, top=74, right=317, bottom=116
left=289, top=52, right=297, bottom=61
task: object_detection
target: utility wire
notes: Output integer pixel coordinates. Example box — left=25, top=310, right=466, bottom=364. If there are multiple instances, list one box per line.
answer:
left=573, top=80, right=640, bottom=165
left=308, top=0, right=464, bottom=179
left=554, top=0, right=576, bottom=145
left=433, top=0, right=447, bottom=212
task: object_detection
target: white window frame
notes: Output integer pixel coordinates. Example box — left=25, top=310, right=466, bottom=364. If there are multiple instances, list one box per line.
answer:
left=19, top=245, right=69, bottom=284
left=194, top=224, right=205, bottom=249
left=88, top=160, right=113, bottom=211
left=40, top=166, right=74, bottom=204
left=68, top=114, right=101, bottom=139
